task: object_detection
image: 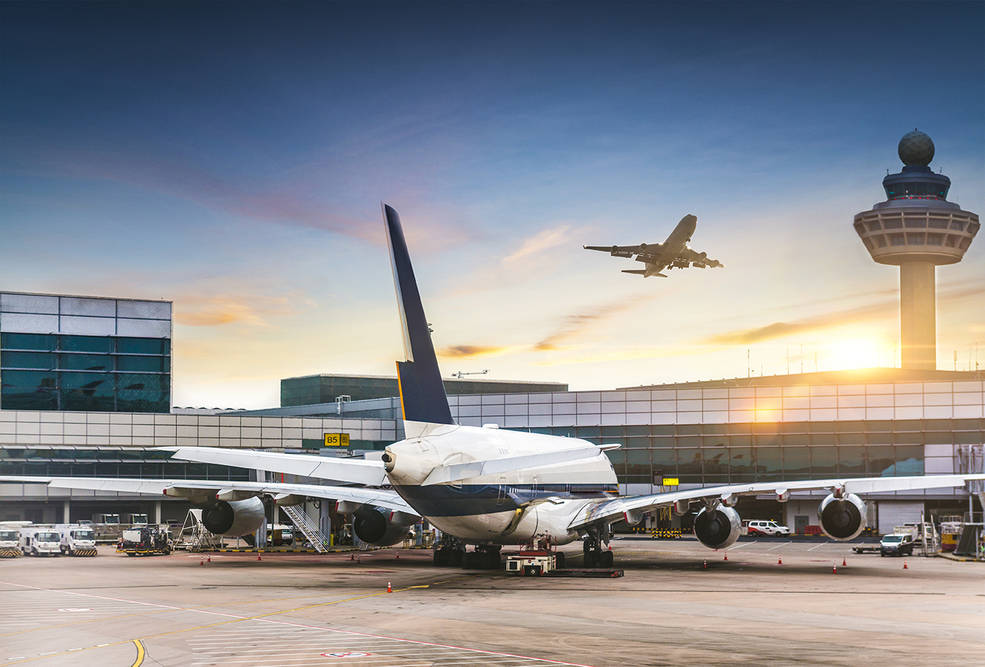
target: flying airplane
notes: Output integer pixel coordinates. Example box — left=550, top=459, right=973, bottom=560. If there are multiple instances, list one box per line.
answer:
left=3, top=204, right=983, bottom=569
left=584, top=213, right=723, bottom=277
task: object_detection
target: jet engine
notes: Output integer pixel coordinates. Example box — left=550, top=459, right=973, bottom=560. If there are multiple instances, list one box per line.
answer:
left=201, top=497, right=266, bottom=537
left=818, top=492, right=866, bottom=541
left=352, top=506, right=418, bottom=546
left=693, top=504, right=741, bottom=550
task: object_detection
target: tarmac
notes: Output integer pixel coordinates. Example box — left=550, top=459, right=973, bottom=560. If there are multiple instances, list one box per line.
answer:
left=0, top=538, right=982, bottom=666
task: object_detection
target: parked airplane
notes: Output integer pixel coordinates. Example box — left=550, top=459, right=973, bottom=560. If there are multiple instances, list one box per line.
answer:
left=3, top=205, right=983, bottom=569
left=584, top=213, right=723, bottom=277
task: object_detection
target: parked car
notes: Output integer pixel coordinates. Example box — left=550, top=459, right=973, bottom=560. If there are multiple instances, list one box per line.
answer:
left=743, top=520, right=791, bottom=537
left=880, top=534, right=914, bottom=557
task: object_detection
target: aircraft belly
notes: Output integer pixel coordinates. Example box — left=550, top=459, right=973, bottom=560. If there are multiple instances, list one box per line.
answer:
left=427, top=511, right=520, bottom=542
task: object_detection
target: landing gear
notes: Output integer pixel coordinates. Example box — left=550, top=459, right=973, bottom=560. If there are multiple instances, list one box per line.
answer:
left=433, top=534, right=466, bottom=566
left=464, top=545, right=502, bottom=570
left=582, top=526, right=614, bottom=568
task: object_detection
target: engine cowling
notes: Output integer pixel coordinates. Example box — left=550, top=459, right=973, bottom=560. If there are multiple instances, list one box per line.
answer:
left=201, top=497, right=266, bottom=537
left=818, top=493, right=866, bottom=541
left=693, top=504, right=741, bottom=550
left=352, top=506, right=418, bottom=546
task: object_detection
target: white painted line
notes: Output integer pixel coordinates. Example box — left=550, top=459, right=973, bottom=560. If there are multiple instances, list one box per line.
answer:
left=726, top=540, right=756, bottom=550
left=808, top=543, right=826, bottom=551
left=767, top=540, right=792, bottom=552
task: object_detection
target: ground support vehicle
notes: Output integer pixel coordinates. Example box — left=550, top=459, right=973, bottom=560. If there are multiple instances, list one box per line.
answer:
left=880, top=533, right=915, bottom=557
left=0, top=526, right=22, bottom=557
left=505, top=550, right=556, bottom=576
left=118, top=526, right=172, bottom=556
left=58, top=524, right=98, bottom=556
left=19, top=527, right=62, bottom=556
left=743, top=520, right=792, bottom=537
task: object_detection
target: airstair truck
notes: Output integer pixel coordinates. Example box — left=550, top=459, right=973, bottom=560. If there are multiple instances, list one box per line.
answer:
left=20, top=526, right=62, bottom=557
left=59, top=524, right=98, bottom=556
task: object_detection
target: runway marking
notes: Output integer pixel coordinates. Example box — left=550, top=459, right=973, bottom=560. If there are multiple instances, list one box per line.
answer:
left=808, top=543, right=827, bottom=551
left=767, top=540, right=792, bottom=552
left=130, top=640, right=145, bottom=667
left=0, top=577, right=587, bottom=666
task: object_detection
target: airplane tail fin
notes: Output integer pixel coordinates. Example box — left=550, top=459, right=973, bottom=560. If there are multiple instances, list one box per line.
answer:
left=383, top=204, right=454, bottom=428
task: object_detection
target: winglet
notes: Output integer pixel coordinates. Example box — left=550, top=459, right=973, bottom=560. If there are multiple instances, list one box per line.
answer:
left=383, top=204, right=454, bottom=427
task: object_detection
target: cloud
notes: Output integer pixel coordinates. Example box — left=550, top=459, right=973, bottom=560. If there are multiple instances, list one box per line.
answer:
left=502, top=225, right=573, bottom=264
left=438, top=345, right=514, bottom=359
left=174, top=294, right=296, bottom=327
left=702, top=284, right=985, bottom=346
left=535, top=295, right=655, bottom=350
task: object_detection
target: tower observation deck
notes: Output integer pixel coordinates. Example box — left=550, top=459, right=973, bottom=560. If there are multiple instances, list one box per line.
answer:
left=854, top=130, right=979, bottom=370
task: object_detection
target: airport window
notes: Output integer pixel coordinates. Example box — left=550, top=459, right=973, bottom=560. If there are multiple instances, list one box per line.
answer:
left=650, top=448, right=677, bottom=473
left=810, top=446, right=836, bottom=475
left=926, top=233, right=943, bottom=245
left=892, top=445, right=923, bottom=475
left=117, top=337, right=169, bottom=355
left=949, top=220, right=965, bottom=231
left=729, top=447, right=755, bottom=475
left=866, top=446, right=895, bottom=476
left=755, top=447, right=781, bottom=478
left=117, top=355, right=167, bottom=372
left=904, top=218, right=926, bottom=228
left=1, top=370, right=58, bottom=409
left=59, top=335, right=113, bottom=353
left=59, top=353, right=112, bottom=371
left=1, top=351, right=54, bottom=369
left=865, top=221, right=881, bottom=232
left=60, top=372, right=114, bottom=411
left=837, top=447, right=865, bottom=474
left=676, top=448, right=701, bottom=476
left=906, top=233, right=926, bottom=245
left=625, top=449, right=651, bottom=477
left=882, top=216, right=902, bottom=229
left=1, top=332, right=54, bottom=350
left=928, top=218, right=949, bottom=229
left=702, top=447, right=728, bottom=476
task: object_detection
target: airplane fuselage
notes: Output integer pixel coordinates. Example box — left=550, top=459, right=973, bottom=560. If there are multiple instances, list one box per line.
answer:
left=643, top=214, right=696, bottom=273
left=383, top=423, right=617, bottom=544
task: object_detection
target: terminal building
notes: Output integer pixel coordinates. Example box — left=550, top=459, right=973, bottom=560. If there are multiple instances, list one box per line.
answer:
left=1, top=130, right=982, bottom=534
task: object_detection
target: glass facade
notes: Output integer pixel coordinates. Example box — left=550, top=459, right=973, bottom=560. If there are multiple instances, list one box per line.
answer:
left=0, top=333, right=170, bottom=412
left=0, top=446, right=248, bottom=481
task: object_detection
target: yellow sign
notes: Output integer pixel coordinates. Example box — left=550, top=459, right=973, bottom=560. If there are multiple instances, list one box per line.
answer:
left=323, top=433, right=350, bottom=448
left=661, top=477, right=679, bottom=486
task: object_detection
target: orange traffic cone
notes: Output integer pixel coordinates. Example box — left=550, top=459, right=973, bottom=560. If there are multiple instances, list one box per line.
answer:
left=723, top=552, right=728, bottom=561
left=703, top=560, right=707, bottom=569
left=777, top=556, right=782, bottom=565
left=832, top=565, right=837, bottom=574
left=207, top=556, right=211, bottom=563
left=842, top=557, right=847, bottom=567
left=903, top=560, right=908, bottom=570
left=387, top=581, right=392, bottom=593
left=199, top=559, right=204, bottom=566
left=257, top=553, right=262, bottom=561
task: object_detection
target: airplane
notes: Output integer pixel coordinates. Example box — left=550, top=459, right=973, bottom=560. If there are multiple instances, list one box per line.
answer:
left=584, top=213, right=723, bottom=277
left=2, top=204, right=983, bottom=570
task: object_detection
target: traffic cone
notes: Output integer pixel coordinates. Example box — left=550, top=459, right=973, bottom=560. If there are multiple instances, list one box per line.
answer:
left=395, top=553, right=399, bottom=560
left=257, top=553, right=262, bottom=561
left=832, top=565, right=837, bottom=574
left=842, top=557, right=847, bottom=567
left=387, top=581, right=392, bottom=593
left=207, top=556, right=211, bottom=563
left=777, top=556, right=782, bottom=565
left=199, top=559, right=204, bottom=566
left=703, top=560, right=707, bottom=569
left=723, top=552, right=728, bottom=561
left=903, top=560, right=908, bottom=570
left=350, top=553, right=355, bottom=561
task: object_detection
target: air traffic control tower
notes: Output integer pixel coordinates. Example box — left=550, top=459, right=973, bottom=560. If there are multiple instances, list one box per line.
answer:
left=854, top=130, right=979, bottom=370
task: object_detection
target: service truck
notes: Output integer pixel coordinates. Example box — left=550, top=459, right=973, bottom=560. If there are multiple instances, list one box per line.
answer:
left=59, top=524, right=98, bottom=556
left=0, top=523, right=23, bottom=557
left=20, top=526, right=62, bottom=556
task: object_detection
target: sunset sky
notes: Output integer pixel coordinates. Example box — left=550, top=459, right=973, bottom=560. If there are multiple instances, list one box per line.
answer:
left=2, top=2, right=983, bottom=408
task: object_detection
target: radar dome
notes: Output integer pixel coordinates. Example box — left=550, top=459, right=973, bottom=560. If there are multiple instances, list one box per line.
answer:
left=898, top=129, right=934, bottom=166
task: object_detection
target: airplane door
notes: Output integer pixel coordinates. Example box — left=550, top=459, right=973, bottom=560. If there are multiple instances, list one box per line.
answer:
left=497, top=476, right=508, bottom=505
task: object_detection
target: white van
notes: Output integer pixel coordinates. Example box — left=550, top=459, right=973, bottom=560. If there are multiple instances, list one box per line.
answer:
left=20, top=527, right=62, bottom=556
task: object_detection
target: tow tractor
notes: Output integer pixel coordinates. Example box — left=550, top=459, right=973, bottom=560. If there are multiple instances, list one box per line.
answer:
left=504, top=539, right=623, bottom=578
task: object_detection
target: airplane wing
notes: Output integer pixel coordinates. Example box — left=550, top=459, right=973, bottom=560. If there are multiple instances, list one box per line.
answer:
left=567, top=474, right=985, bottom=530
left=162, top=447, right=388, bottom=486
left=679, top=247, right=723, bottom=268
left=0, top=475, right=417, bottom=515
left=584, top=243, right=662, bottom=259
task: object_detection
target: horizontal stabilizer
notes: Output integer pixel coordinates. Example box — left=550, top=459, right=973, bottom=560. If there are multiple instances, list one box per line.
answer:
left=421, top=446, right=603, bottom=486
left=621, top=269, right=646, bottom=275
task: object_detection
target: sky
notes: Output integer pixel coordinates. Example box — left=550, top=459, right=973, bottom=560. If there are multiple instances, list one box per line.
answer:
left=1, top=1, right=983, bottom=409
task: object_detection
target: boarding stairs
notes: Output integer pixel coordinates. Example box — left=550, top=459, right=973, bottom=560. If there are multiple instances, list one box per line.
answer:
left=280, top=504, right=330, bottom=553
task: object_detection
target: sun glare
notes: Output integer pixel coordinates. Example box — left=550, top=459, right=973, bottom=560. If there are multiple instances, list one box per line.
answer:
left=827, top=338, right=883, bottom=370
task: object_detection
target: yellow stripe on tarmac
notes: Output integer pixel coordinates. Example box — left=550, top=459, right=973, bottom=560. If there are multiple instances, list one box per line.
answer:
left=130, top=639, right=145, bottom=667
